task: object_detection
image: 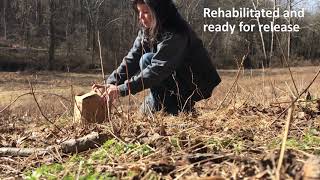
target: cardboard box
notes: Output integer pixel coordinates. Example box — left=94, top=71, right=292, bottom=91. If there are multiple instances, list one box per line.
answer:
left=73, top=91, right=109, bottom=124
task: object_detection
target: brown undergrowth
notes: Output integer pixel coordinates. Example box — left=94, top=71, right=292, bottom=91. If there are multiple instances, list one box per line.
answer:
left=0, top=67, right=320, bottom=179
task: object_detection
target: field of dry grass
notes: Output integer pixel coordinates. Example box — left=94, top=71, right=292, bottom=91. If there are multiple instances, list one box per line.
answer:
left=0, top=66, right=320, bottom=179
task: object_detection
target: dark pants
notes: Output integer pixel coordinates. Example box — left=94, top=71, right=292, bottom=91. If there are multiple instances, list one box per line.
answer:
left=139, top=53, right=194, bottom=115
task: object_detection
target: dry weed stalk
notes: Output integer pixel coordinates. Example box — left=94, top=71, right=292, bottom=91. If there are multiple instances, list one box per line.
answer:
left=0, top=92, right=70, bottom=114
left=270, top=80, right=280, bottom=103
left=124, top=56, right=132, bottom=122
left=97, top=30, right=114, bottom=132
left=271, top=66, right=320, bottom=125
left=275, top=100, right=294, bottom=180
left=271, top=98, right=320, bottom=105
left=275, top=32, right=299, bottom=95
left=262, top=65, right=266, bottom=105
left=170, top=153, right=234, bottom=178
left=97, top=31, right=105, bottom=81
left=97, top=124, right=127, bottom=145
left=28, top=81, right=65, bottom=133
left=0, top=93, right=33, bottom=114
left=216, top=42, right=250, bottom=111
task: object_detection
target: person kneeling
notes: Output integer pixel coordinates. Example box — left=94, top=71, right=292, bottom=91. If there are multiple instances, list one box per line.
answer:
left=92, top=0, right=221, bottom=116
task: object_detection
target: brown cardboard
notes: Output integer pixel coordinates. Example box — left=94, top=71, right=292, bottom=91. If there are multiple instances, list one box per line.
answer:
left=73, top=91, right=109, bottom=124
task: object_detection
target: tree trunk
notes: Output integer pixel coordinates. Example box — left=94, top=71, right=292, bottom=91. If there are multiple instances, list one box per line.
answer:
left=269, top=0, right=276, bottom=67
left=2, top=0, right=7, bottom=40
left=287, top=0, right=292, bottom=61
left=86, top=17, right=91, bottom=50
left=91, top=25, right=96, bottom=65
left=48, top=0, right=55, bottom=70
left=21, top=0, right=28, bottom=47
left=66, top=0, right=72, bottom=57
left=35, top=0, right=42, bottom=26
left=35, top=0, right=38, bottom=25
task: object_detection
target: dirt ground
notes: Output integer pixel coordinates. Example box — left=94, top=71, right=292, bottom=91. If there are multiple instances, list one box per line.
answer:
left=0, top=67, right=320, bottom=179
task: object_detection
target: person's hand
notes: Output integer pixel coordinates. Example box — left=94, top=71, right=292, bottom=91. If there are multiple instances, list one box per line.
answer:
left=101, top=84, right=120, bottom=104
left=92, top=84, right=110, bottom=95
left=92, top=84, right=119, bottom=104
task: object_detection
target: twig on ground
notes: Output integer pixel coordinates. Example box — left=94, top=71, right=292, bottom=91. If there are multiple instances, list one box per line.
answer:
left=174, top=165, right=192, bottom=180
left=0, top=93, right=32, bottom=114
left=0, top=92, right=70, bottom=114
left=0, top=164, right=19, bottom=173
left=271, top=99, right=319, bottom=105
left=76, top=160, right=84, bottom=180
left=287, top=147, right=313, bottom=158
left=97, top=124, right=127, bottom=145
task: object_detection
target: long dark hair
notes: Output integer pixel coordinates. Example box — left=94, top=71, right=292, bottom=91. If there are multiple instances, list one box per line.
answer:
left=131, top=0, right=190, bottom=42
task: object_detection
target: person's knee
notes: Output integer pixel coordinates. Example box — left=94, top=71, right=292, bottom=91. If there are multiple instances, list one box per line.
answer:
left=139, top=53, right=154, bottom=70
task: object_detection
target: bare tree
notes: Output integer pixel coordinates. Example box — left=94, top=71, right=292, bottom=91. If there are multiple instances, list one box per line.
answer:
left=1, top=0, right=7, bottom=40
left=251, top=0, right=268, bottom=68
left=84, top=0, right=105, bottom=65
left=48, top=0, right=56, bottom=70
left=1, top=0, right=319, bottom=71
left=269, top=0, right=277, bottom=67
left=287, top=0, right=292, bottom=61
left=66, top=0, right=76, bottom=58
left=35, top=0, right=42, bottom=27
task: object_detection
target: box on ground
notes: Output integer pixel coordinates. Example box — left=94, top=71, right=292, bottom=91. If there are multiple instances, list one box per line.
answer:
left=73, top=91, right=109, bottom=124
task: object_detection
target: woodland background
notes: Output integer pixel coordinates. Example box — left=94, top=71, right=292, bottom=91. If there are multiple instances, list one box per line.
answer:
left=1, top=0, right=320, bottom=178
left=0, top=0, right=319, bottom=72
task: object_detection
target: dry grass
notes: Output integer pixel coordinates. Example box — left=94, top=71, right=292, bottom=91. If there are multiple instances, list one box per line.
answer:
left=0, top=66, right=320, bottom=179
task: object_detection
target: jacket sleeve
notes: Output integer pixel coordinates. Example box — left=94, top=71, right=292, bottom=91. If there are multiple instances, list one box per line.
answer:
left=117, top=33, right=188, bottom=96
left=106, top=31, right=143, bottom=85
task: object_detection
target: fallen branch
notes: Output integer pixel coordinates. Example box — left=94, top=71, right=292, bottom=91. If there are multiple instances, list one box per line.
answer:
left=0, top=46, right=47, bottom=52
left=58, top=132, right=109, bottom=153
left=0, top=132, right=110, bottom=157
left=0, top=148, right=48, bottom=157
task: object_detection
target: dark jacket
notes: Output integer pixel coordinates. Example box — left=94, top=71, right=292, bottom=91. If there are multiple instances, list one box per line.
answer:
left=106, top=29, right=221, bottom=102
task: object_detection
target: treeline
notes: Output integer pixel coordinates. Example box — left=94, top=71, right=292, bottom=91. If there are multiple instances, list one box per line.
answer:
left=0, top=0, right=319, bottom=72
